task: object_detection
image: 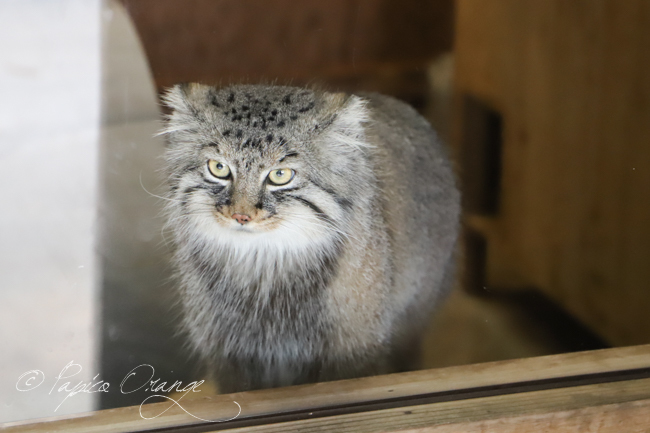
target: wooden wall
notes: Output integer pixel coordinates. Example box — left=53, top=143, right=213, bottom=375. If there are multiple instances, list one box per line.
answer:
left=454, top=0, right=650, bottom=346
left=119, top=0, right=453, bottom=101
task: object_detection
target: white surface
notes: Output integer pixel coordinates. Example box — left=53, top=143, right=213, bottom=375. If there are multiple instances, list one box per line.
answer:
left=0, top=0, right=101, bottom=423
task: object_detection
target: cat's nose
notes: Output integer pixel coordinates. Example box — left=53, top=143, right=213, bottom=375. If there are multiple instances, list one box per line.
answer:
left=232, top=213, right=251, bottom=225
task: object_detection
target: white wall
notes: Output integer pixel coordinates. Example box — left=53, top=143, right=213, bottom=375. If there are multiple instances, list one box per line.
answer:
left=0, top=0, right=101, bottom=423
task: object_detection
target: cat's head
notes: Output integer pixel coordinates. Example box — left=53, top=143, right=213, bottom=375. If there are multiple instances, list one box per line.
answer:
left=161, top=83, right=373, bottom=249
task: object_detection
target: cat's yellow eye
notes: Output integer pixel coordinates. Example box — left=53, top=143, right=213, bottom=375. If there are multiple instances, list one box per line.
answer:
left=207, top=160, right=231, bottom=179
left=268, top=168, right=295, bottom=185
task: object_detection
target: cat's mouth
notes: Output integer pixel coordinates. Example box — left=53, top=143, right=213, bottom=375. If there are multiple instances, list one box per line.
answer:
left=212, top=209, right=281, bottom=233
left=233, top=217, right=283, bottom=233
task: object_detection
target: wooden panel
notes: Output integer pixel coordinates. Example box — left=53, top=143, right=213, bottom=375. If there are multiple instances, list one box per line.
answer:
left=5, top=345, right=650, bottom=432
left=454, top=0, right=650, bottom=346
left=220, top=380, right=650, bottom=432
left=119, top=0, right=453, bottom=90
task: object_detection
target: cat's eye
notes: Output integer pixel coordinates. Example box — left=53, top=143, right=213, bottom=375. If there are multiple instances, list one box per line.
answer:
left=207, top=160, right=231, bottom=179
left=268, top=168, right=295, bottom=185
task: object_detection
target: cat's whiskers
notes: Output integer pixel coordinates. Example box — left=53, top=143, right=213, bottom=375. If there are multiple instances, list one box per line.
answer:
left=139, top=171, right=184, bottom=203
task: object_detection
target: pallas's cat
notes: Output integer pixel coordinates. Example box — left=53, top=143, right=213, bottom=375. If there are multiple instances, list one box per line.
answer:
left=161, top=83, right=460, bottom=393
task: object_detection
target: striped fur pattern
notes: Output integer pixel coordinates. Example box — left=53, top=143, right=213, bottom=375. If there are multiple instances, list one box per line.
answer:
left=161, top=84, right=460, bottom=392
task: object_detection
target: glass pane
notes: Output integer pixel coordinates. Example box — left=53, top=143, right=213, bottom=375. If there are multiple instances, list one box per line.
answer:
left=3, top=0, right=648, bottom=427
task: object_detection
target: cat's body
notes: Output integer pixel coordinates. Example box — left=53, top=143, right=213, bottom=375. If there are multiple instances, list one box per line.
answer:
left=162, top=84, right=460, bottom=393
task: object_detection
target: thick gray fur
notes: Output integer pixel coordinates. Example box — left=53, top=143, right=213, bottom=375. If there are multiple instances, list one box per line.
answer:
left=161, top=84, right=460, bottom=393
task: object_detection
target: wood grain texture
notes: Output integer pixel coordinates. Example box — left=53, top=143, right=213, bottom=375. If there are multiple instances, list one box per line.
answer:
left=219, top=379, right=650, bottom=433
left=118, top=0, right=453, bottom=90
left=5, top=345, right=650, bottom=432
left=454, top=0, right=650, bottom=346
left=405, top=400, right=650, bottom=433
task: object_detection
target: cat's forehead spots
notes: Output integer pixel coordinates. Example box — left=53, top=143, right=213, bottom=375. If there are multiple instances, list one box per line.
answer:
left=208, top=85, right=320, bottom=144
left=231, top=150, right=292, bottom=172
left=211, top=86, right=315, bottom=122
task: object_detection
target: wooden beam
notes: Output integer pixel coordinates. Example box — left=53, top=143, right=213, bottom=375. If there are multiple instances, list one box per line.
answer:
left=5, top=345, right=650, bottom=432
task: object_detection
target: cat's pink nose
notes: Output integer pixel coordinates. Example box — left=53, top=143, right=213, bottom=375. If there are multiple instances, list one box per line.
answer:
left=232, top=213, right=251, bottom=225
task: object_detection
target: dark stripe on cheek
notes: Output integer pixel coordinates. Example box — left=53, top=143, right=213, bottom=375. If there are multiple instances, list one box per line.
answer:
left=286, top=194, right=331, bottom=222
left=308, top=177, right=353, bottom=211
left=206, top=184, right=226, bottom=196
left=179, top=163, right=201, bottom=175
left=179, top=186, right=200, bottom=210
left=335, top=197, right=353, bottom=210
left=271, top=186, right=302, bottom=194
left=182, top=183, right=230, bottom=208
left=270, top=188, right=302, bottom=206
left=272, top=193, right=289, bottom=204
left=185, top=183, right=226, bottom=196
left=183, top=185, right=201, bottom=195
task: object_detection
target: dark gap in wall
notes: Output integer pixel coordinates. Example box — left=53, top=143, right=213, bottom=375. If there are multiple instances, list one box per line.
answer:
left=460, top=95, right=502, bottom=215
left=462, top=227, right=487, bottom=294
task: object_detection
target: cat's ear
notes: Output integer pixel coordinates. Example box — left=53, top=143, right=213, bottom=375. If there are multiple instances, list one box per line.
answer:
left=161, top=83, right=212, bottom=114
left=323, top=94, right=371, bottom=151
left=161, top=83, right=191, bottom=114
left=159, top=83, right=210, bottom=138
